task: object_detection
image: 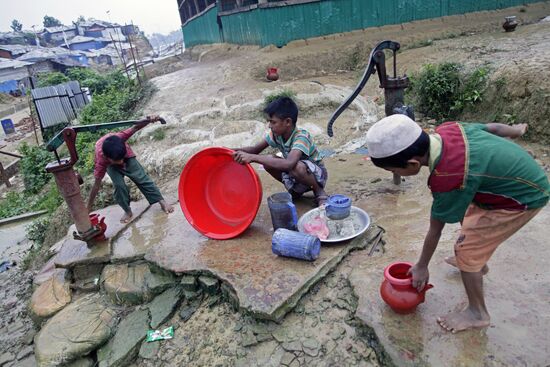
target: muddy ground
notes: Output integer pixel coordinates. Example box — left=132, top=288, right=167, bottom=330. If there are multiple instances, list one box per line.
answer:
left=1, top=3, right=550, bottom=366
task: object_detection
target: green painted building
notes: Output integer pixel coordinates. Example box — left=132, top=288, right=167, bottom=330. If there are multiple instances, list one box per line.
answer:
left=177, top=0, right=543, bottom=48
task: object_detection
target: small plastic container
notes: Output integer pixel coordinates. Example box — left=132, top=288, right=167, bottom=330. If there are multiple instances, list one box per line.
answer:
left=267, top=192, right=298, bottom=231
left=1, top=119, right=15, bottom=135
left=272, top=228, right=320, bottom=261
left=325, top=194, right=352, bottom=220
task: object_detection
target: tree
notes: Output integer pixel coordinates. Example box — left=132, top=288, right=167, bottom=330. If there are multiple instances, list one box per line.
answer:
left=76, top=15, right=86, bottom=23
left=43, top=15, right=62, bottom=28
left=10, top=19, right=23, bottom=32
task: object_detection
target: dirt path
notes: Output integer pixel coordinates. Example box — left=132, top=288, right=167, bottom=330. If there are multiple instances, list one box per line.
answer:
left=135, top=2, right=550, bottom=182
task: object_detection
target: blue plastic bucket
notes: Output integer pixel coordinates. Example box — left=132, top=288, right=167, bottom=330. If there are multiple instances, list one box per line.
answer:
left=267, top=192, right=298, bottom=231
left=272, top=228, right=320, bottom=261
left=325, top=194, right=352, bottom=220
left=1, top=119, right=15, bottom=135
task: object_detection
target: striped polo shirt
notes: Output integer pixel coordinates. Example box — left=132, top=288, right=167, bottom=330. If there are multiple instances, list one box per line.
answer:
left=265, top=128, right=323, bottom=164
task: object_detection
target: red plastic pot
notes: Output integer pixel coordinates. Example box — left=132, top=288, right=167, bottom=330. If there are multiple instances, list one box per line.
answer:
left=89, top=213, right=107, bottom=241
left=178, top=147, right=263, bottom=239
left=266, top=67, right=279, bottom=81
left=380, top=261, right=433, bottom=314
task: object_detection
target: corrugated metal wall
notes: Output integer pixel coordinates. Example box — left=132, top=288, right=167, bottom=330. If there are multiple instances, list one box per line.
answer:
left=182, top=6, right=223, bottom=47
left=31, top=81, right=88, bottom=130
left=182, top=0, right=544, bottom=47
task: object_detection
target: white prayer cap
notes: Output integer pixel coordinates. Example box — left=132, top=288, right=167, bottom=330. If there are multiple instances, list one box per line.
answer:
left=366, top=114, right=422, bottom=158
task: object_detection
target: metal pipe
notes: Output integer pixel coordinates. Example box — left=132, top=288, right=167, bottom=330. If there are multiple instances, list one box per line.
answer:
left=47, top=163, right=92, bottom=234
left=53, top=149, right=61, bottom=164
left=0, top=150, right=23, bottom=159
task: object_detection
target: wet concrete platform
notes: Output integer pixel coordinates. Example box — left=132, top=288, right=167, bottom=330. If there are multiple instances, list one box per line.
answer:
left=334, top=156, right=550, bottom=366
left=111, top=196, right=178, bottom=263
left=143, top=165, right=383, bottom=320
left=53, top=200, right=149, bottom=268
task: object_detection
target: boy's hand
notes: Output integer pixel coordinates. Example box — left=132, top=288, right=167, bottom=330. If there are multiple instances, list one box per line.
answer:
left=233, top=151, right=254, bottom=164
left=486, top=122, right=528, bottom=139
left=409, top=263, right=430, bottom=292
left=513, top=123, right=528, bottom=137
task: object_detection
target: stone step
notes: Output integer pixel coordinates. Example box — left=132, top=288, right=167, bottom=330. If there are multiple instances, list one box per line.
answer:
left=34, top=294, right=117, bottom=367
left=29, top=269, right=72, bottom=325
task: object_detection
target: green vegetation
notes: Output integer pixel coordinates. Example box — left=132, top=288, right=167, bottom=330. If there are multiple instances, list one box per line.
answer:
left=37, top=68, right=128, bottom=95
left=37, top=72, right=70, bottom=87
left=0, top=185, right=62, bottom=219
left=407, top=62, right=489, bottom=122
left=67, top=68, right=128, bottom=94
left=10, top=19, right=23, bottom=32
left=406, top=39, right=433, bottom=50
left=152, top=129, right=166, bottom=141
left=263, top=89, right=297, bottom=108
left=18, top=142, right=53, bottom=194
left=0, top=192, right=28, bottom=218
left=43, top=15, right=62, bottom=28
left=26, top=216, right=51, bottom=247
left=0, top=141, right=63, bottom=220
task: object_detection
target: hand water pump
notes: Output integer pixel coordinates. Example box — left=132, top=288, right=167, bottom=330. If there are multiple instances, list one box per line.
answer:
left=327, top=40, right=414, bottom=185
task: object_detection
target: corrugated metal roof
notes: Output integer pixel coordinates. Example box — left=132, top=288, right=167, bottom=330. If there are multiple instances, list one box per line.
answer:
left=0, top=32, right=25, bottom=40
left=0, top=45, right=37, bottom=54
left=0, top=59, right=33, bottom=70
left=66, top=36, right=96, bottom=45
left=76, top=19, right=119, bottom=28
left=44, top=26, right=77, bottom=34
left=17, top=47, right=76, bottom=62
left=95, top=34, right=126, bottom=42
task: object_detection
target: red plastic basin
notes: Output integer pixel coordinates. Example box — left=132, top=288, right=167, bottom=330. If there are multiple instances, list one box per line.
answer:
left=178, top=147, right=263, bottom=239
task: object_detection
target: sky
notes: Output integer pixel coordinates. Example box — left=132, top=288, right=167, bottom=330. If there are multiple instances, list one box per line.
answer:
left=0, top=0, right=182, bottom=36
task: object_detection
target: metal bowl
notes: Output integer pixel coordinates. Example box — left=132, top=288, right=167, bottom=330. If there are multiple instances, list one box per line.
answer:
left=297, top=206, right=371, bottom=243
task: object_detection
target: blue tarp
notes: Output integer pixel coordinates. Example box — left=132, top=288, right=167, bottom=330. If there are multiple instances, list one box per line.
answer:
left=0, top=80, right=18, bottom=93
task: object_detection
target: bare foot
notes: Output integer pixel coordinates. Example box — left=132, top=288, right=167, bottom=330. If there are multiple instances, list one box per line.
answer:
left=437, top=307, right=490, bottom=333
left=120, top=211, right=133, bottom=223
left=444, top=256, right=489, bottom=275
left=314, top=190, right=329, bottom=207
left=159, top=200, right=174, bottom=214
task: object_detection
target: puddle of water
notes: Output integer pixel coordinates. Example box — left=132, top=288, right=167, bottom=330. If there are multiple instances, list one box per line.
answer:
left=0, top=219, right=36, bottom=262
left=112, top=203, right=207, bottom=262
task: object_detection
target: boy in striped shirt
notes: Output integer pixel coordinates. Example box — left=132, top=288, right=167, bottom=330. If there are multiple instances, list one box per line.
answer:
left=233, top=97, right=328, bottom=206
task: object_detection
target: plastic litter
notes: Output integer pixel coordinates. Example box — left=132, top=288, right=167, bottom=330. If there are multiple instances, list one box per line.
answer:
left=0, top=261, right=15, bottom=273
left=302, top=211, right=329, bottom=240
left=146, top=326, right=174, bottom=342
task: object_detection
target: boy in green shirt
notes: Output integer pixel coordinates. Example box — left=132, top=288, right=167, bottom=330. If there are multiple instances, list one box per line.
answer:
left=365, top=114, right=549, bottom=333
left=233, top=97, right=328, bottom=206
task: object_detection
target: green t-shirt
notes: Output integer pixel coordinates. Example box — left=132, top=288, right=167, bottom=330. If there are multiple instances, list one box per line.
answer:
left=428, top=122, right=549, bottom=223
left=265, top=127, right=322, bottom=164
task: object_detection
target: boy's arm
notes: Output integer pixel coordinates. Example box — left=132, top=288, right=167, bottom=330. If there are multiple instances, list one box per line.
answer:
left=116, top=124, right=147, bottom=141
left=87, top=177, right=102, bottom=212
left=117, top=115, right=161, bottom=141
left=409, top=217, right=445, bottom=291
left=485, top=123, right=527, bottom=139
left=234, top=148, right=302, bottom=171
left=231, top=140, right=269, bottom=155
